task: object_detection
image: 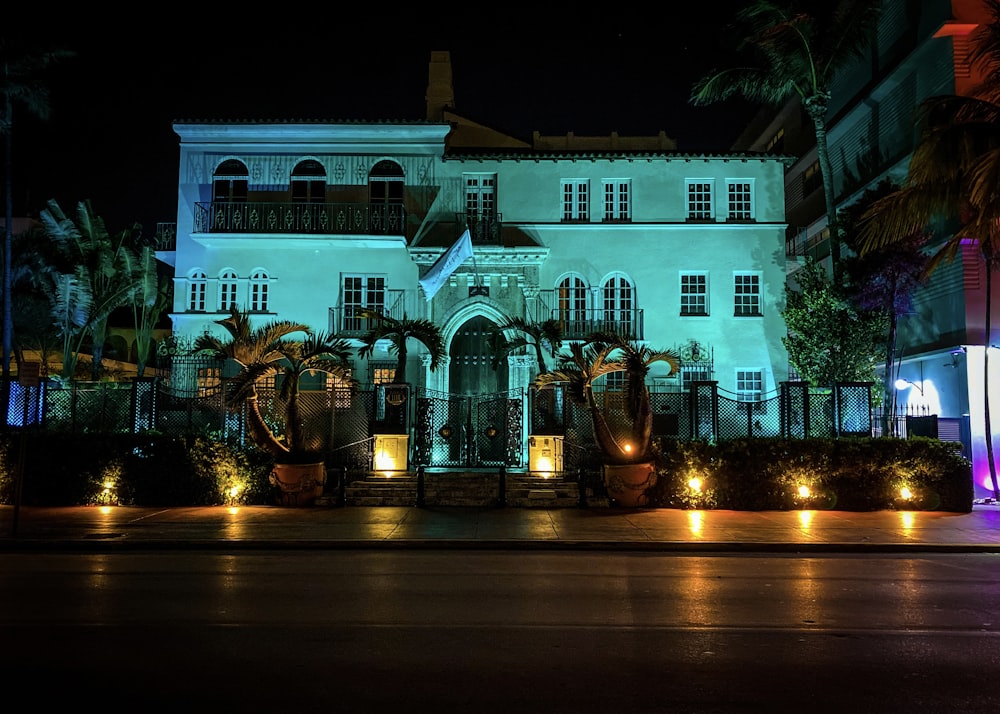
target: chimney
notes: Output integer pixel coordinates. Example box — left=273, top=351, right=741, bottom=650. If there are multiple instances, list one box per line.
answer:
left=426, top=51, right=455, bottom=121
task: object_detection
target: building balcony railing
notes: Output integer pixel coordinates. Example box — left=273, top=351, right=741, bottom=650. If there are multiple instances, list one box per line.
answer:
left=457, top=212, right=502, bottom=245
left=194, top=202, right=406, bottom=235
left=549, top=310, right=644, bottom=340
left=329, top=290, right=407, bottom=337
left=155, top=223, right=177, bottom=251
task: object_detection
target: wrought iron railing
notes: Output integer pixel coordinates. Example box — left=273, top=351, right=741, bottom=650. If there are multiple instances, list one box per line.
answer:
left=457, top=212, right=502, bottom=244
left=328, top=290, right=407, bottom=337
left=193, top=202, right=405, bottom=235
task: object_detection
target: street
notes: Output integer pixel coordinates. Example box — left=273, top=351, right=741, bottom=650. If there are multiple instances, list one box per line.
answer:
left=2, top=550, right=998, bottom=712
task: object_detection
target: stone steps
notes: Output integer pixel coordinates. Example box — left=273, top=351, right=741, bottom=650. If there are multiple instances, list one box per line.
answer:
left=316, top=470, right=609, bottom=508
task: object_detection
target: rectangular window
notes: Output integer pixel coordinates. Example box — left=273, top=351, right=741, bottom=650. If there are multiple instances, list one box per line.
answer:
left=561, top=180, right=589, bottom=221
left=727, top=181, right=753, bottom=221
left=680, top=273, right=708, bottom=316
left=342, top=274, right=386, bottom=332
left=369, top=362, right=396, bottom=385
left=803, top=161, right=822, bottom=196
left=465, top=174, right=496, bottom=218
left=765, top=128, right=785, bottom=153
left=736, top=369, right=763, bottom=403
left=734, top=273, right=761, bottom=316
left=602, top=180, right=631, bottom=221
left=686, top=180, right=714, bottom=220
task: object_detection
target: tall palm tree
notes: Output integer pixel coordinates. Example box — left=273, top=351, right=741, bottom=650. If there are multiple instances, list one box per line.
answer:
left=690, top=0, right=882, bottom=282
left=535, top=331, right=679, bottom=465
left=356, top=310, right=445, bottom=384
left=857, top=0, right=1000, bottom=500
left=194, top=307, right=354, bottom=459
left=1, top=40, right=75, bottom=377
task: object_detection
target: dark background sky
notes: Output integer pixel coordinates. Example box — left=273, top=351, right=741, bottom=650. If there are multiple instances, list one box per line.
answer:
left=9, top=6, right=761, bottom=236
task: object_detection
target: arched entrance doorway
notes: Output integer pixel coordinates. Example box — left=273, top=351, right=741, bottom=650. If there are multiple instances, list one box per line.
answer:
left=449, top=315, right=508, bottom=395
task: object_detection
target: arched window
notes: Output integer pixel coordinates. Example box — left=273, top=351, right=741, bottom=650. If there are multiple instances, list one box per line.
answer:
left=249, top=270, right=269, bottom=312
left=188, top=270, right=207, bottom=312
left=218, top=270, right=238, bottom=312
left=602, top=274, right=634, bottom=334
left=557, top=274, right=589, bottom=337
left=291, top=159, right=326, bottom=203
left=213, top=160, right=248, bottom=202
left=368, top=160, right=404, bottom=234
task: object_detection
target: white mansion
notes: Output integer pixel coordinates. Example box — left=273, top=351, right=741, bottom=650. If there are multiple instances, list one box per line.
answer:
left=160, top=52, right=792, bottom=465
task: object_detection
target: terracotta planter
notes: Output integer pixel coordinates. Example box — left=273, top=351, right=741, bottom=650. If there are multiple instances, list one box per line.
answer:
left=603, top=462, right=657, bottom=507
left=269, top=462, right=327, bottom=507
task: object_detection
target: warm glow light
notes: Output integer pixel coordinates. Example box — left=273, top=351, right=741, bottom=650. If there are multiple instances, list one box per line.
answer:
left=99, top=505, right=112, bottom=515
left=103, top=481, right=114, bottom=490
left=797, top=510, right=813, bottom=529
left=228, top=485, right=241, bottom=499
left=228, top=506, right=239, bottom=515
left=797, top=484, right=810, bottom=498
left=899, top=486, right=912, bottom=500
left=623, top=442, right=633, bottom=454
left=687, top=477, right=702, bottom=492
left=687, top=510, right=703, bottom=536
left=900, top=511, right=914, bottom=530
left=374, top=434, right=408, bottom=470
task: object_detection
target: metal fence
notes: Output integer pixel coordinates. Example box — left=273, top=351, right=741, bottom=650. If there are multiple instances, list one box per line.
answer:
left=2, top=377, right=923, bottom=471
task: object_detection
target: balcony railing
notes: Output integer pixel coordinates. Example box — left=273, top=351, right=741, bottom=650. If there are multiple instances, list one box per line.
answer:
left=194, top=202, right=406, bottom=235
left=457, top=212, right=502, bottom=245
left=543, top=310, right=644, bottom=340
left=329, top=291, right=407, bottom=337
left=155, top=223, right=177, bottom=251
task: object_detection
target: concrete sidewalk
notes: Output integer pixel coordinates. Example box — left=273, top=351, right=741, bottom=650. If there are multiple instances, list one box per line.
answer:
left=1, top=502, right=999, bottom=552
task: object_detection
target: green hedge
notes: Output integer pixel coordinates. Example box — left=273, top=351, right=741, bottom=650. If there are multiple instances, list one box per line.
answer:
left=0, top=433, right=275, bottom=506
left=647, top=437, right=973, bottom=512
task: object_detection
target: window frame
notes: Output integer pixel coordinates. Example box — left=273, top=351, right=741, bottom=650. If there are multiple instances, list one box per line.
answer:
left=561, top=179, right=590, bottom=222
left=218, top=270, right=238, bottom=313
left=249, top=270, right=270, bottom=313
left=734, top=272, right=762, bottom=317
left=679, top=272, right=709, bottom=317
left=686, top=179, right=714, bottom=221
left=601, top=179, right=631, bottom=222
left=726, top=179, right=754, bottom=221
left=188, top=270, right=207, bottom=312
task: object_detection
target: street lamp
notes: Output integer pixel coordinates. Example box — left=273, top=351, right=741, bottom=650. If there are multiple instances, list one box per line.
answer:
left=894, top=378, right=924, bottom=395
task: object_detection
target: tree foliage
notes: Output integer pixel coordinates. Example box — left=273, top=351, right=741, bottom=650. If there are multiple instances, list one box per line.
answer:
left=782, top=258, right=887, bottom=387
left=691, top=0, right=882, bottom=281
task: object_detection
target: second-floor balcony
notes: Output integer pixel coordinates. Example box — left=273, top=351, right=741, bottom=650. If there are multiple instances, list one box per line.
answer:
left=194, top=202, right=405, bottom=236
left=329, top=291, right=407, bottom=337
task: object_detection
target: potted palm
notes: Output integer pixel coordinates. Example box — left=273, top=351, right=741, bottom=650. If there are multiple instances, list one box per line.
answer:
left=195, top=307, right=355, bottom=506
left=535, top=330, right=680, bottom=506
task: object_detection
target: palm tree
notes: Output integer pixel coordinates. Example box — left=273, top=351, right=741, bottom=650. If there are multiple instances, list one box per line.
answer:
left=194, top=307, right=354, bottom=460
left=857, top=0, right=1000, bottom=500
left=356, top=310, right=445, bottom=384
left=689, top=0, right=882, bottom=282
left=489, top=315, right=563, bottom=376
left=535, top=331, right=679, bottom=465
left=39, top=199, right=142, bottom=379
left=1, top=40, right=75, bottom=377
left=130, top=245, right=172, bottom=377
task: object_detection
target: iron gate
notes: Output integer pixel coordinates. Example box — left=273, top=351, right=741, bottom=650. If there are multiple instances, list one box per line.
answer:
left=413, top=388, right=523, bottom=467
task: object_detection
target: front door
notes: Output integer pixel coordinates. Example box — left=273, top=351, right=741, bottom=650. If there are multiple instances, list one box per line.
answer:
left=449, top=316, right=507, bottom=396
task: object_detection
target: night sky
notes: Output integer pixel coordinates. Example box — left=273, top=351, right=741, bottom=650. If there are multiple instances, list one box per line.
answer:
left=9, top=6, right=759, bottom=236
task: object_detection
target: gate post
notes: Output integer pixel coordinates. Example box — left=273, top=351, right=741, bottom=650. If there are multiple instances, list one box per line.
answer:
left=415, top=465, right=425, bottom=508
left=577, top=467, right=587, bottom=508
left=497, top=465, right=507, bottom=507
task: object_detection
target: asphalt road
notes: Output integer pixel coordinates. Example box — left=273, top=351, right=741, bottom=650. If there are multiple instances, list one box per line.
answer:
left=3, top=550, right=998, bottom=712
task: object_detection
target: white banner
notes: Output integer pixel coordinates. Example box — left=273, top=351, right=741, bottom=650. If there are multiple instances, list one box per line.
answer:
left=419, top=228, right=473, bottom=301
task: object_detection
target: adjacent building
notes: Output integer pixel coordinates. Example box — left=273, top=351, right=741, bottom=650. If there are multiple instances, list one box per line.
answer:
left=732, top=0, right=996, bottom=498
